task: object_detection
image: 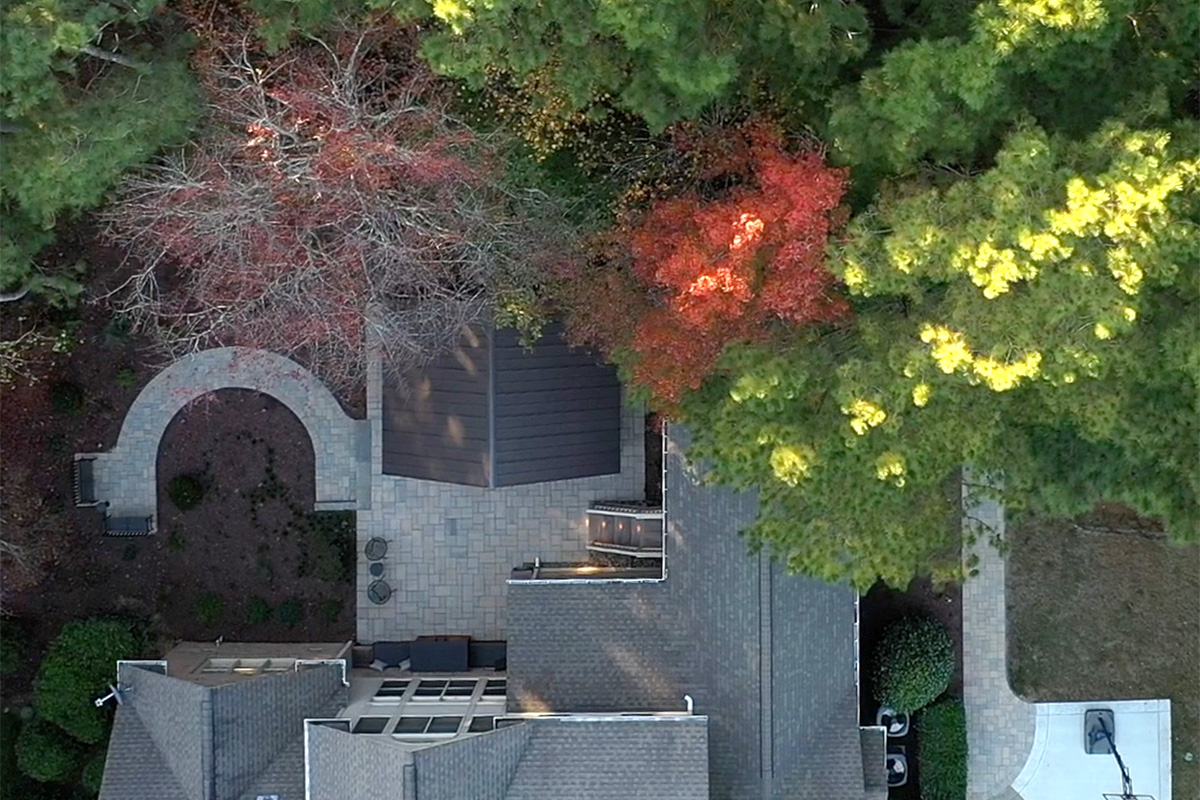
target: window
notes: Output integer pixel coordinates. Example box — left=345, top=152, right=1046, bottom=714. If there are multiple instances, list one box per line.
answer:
left=495, top=718, right=522, bottom=729
left=394, top=717, right=430, bottom=735
left=411, top=678, right=477, bottom=700
left=467, top=716, right=494, bottom=733
left=352, top=717, right=391, bottom=734
left=427, top=716, right=462, bottom=734
left=198, top=658, right=296, bottom=675
left=483, top=679, right=506, bottom=698
left=391, top=716, right=462, bottom=738
left=413, top=679, right=447, bottom=698
left=373, top=680, right=410, bottom=702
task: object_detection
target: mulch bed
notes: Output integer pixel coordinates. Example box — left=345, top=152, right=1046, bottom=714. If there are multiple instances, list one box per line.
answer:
left=2, top=387, right=356, bottom=706
left=859, top=578, right=964, bottom=800
left=1, top=224, right=357, bottom=708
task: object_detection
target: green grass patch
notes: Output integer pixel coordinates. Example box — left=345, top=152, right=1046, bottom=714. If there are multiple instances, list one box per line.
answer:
left=317, top=599, right=343, bottom=624
left=295, top=511, right=355, bottom=584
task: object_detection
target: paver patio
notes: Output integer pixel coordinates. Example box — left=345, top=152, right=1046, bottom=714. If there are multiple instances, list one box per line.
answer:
left=356, top=352, right=646, bottom=643
left=79, top=347, right=366, bottom=524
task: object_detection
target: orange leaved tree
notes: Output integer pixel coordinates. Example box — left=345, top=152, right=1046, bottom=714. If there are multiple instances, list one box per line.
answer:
left=563, top=124, right=851, bottom=410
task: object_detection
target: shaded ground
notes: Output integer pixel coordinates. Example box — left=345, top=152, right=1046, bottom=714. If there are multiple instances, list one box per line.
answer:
left=2, top=222, right=363, bottom=715
left=860, top=578, right=963, bottom=800
left=1, top=387, right=355, bottom=708
left=1007, top=512, right=1200, bottom=800
left=154, top=388, right=355, bottom=641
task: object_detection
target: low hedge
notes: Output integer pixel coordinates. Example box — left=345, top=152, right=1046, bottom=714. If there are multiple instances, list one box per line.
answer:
left=81, top=752, right=107, bottom=794
left=872, top=615, right=954, bottom=714
left=34, top=619, right=143, bottom=744
left=15, top=720, right=82, bottom=783
left=918, top=698, right=967, bottom=800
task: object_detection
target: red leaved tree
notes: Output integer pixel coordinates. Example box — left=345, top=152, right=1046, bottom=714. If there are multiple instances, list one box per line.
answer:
left=562, top=123, right=851, bottom=409
left=102, top=21, right=572, bottom=393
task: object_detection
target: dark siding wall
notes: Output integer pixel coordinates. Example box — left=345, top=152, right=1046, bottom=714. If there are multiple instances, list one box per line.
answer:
left=382, top=328, right=491, bottom=486
left=493, top=325, right=621, bottom=487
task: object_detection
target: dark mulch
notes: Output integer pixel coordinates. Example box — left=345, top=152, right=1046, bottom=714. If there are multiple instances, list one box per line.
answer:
left=2, top=224, right=361, bottom=711
left=859, top=578, right=963, bottom=800
left=153, top=388, right=355, bottom=643
left=644, top=413, right=663, bottom=505
left=1, top=380, right=355, bottom=707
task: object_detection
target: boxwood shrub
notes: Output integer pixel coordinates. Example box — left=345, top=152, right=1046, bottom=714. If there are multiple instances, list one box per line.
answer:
left=872, top=615, right=954, bottom=714
left=81, top=752, right=107, bottom=794
left=167, top=474, right=205, bottom=511
left=34, top=619, right=143, bottom=744
left=15, top=720, right=82, bottom=783
left=918, top=698, right=968, bottom=800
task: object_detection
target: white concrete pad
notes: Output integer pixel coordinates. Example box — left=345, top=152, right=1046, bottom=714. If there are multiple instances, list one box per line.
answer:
left=1013, top=699, right=1171, bottom=800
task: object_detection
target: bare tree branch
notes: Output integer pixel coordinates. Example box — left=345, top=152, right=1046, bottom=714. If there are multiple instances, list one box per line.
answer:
left=101, top=22, right=576, bottom=395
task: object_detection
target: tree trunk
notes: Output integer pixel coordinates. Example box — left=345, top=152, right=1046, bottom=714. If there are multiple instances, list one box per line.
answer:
left=81, top=44, right=140, bottom=69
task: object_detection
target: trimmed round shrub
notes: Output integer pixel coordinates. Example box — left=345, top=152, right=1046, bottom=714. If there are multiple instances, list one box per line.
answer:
left=871, top=616, right=954, bottom=714
left=15, top=720, right=82, bottom=782
left=917, top=699, right=968, bottom=800
left=167, top=474, right=205, bottom=511
left=196, top=592, right=225, bottom=625
left=34, top=619, right=143, bottom=744
left=278, top=600, right=304, bottom=628
left=49, top=381, right=84, bottom=414
left=247, top=596, right=273, bottom=624
left=81, top=752, right=107, bottom=794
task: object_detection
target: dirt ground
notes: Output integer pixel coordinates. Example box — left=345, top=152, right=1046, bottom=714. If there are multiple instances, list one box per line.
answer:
left=2, top=378, right=355, bottom=707
left=1007, top=512, right=1200, bottom=799
left=1, top=223, right=362, bottom=712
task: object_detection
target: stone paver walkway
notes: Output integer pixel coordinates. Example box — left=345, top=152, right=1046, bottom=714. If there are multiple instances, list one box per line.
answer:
left=962, top=478, right=1036, bottom=800
left=356, top=352, right=646, bottom=643
left=81, top=347, right=366, bottom=524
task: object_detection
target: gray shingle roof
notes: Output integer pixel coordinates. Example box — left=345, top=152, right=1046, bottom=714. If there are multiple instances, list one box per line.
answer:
left=502, top=718, right=709, bottom=800
left=412, top=718, right=530, bottom=800
left=100, top=663, right=347, bottom=800
left=507, top=427, right=878, bottom=800
left=305, top=722, right=414, bottom=800
left=859, top=727, right=888, bottom=799
left=407, top=717, right=708, bottom=800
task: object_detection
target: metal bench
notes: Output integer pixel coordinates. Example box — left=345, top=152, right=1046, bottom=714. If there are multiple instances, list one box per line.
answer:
left=103, top=515, right=154, bottom=537
left=74, top=456, right=98, bottom=507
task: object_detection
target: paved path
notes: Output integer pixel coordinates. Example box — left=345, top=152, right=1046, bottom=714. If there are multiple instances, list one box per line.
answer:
left=355, top=351, right=646, bottom=643
left=81, top=347, right=365, bottom=524
left=962, top=479, right=1036, bottom=800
